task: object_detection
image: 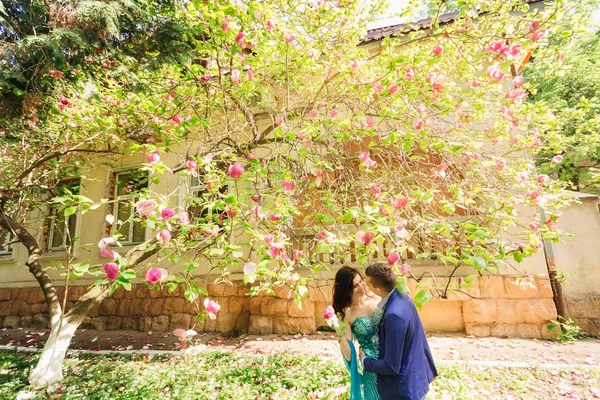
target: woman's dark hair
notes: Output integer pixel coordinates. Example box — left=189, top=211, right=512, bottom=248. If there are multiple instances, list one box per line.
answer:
left=365, top=262, right=396, bottom=292
left=332, top=266, right=363, bottom=320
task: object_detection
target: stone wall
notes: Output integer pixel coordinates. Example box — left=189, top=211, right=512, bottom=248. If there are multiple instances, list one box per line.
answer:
left=0, top=273, right=559, bottom=339
left=566, top=296, right=600, bottom=336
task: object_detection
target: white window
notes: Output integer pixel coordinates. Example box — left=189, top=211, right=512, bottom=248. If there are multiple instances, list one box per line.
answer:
left=112, top=171, right=148, bottom=245
left=186, top=175, right=228, bottom=221
left=0, top=230, right=13, bottom=256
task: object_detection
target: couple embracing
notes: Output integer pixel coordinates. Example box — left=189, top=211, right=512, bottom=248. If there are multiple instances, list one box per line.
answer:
left=332, top=263, right=437, bottom=400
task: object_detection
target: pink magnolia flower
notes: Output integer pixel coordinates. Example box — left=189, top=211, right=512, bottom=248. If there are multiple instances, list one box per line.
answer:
left=145, top=268, right=167, bottom=285
left=284, top=33, right=296, bottom=43
left=413, top=120, right=424, bottom=130
left=545, top=219, right=558, bottom=228
left=98, top=237, right=116, bottom=248
left=103, top=263, right=119, bottom=280
left=350, top=60, right=359, bottom=69
left=495, top=159, right=506, bottom=171
left=172, top=116, right=182, bottom=124
left=136, top=201, right=154, bottom=218
left=161, top=208, right=176, bottom=219
left=324, top=305, right=336, bottom=320
left=243, top=262, right=257, bottom=275
left=309, top=109, right=319, bottom=119
left=178, top=212, right=190, bottom=225
left=400, top=263, right=411, bottom=274
left=557, top=51, right=565, bottom=66
left=109, top=135, right=118, bottom=142
left=105, top=214, right=115, bottom=225
left=247, top=152, right=256, bottom=161
left=389, top=84, right=399, bottom=95
left=393, top=197, right=409, bottom=208
left=221, top=21, right=230, bottom=31
left=49, top=69, right=64, bottom=78
left=537, top=174, right=550, bottom=184
left=282, top=180, right=295, bottom=191
left=365, top=116, right=375, bottom=127
left=294, top=250, right=301, bottom=260
left=432, top=44, right=443, bottom=55
left=100, top=248, right=119, bottom=260
left=529, top=221, right=541, bottom=231
left=186, top=160, right=198, bottom=172
left=316, top=231, right=328, bottom=241
left=275, top=117, right=284, bottom=126
left=356, top=231, right=373, bottom=245
left=146, top=152, right=160, bottom=164
left=266, top=20, right=275, bottom=30
left=251, top=194, right=260, bottom=202
left=228, top=163, right=245, bottom=179
left=370, top=185, right=381, bottom=197
left=60, top=97, right=70, bottom=105
left=405, top=68, right=415, bottom=81
left=387, top=251, right=400, bottom=266
left=204, top=298, right=221, bottom=319
left=246, top=69, right=254, bottom=80
left=359, top=151, right=370, bottom=162
left=173, top=328, right=187, bottom=340
left=505, top=88, right=528, bottom=102
left=157, top=229, right=171, bottom=245
left=330, top=108, right=339, bottom=118
left=552, top=155, right=563, bottom=164
left=268, top=246, right=281, bottom=257
left=230, top=69, right=241, bottom=84
left=513, top=76, right=524, bottom=88
left=529, top=29, right=547, bottom=42
left=486, top=65, right=504, bottom=82
left=235, top=31, right=245, bottom=44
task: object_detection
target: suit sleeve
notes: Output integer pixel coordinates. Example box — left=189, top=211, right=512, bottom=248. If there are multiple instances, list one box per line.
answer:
left=363, top=313, right=406, bottom=375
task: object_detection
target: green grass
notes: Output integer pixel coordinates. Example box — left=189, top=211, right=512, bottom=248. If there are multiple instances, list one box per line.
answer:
left=1, top=350, right=598, bottom=400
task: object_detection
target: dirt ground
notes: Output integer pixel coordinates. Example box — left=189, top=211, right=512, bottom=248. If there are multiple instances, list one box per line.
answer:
left=1, top=327, right=599, bottom=366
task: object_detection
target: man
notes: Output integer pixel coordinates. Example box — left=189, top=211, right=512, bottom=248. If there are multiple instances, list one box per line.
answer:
left=361, top=262, right=437, bottom=400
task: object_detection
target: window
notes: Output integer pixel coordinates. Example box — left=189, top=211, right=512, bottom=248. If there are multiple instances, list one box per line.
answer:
left=47, top=181, right=80, bottom=251
left=112, top=170, right=148, bottom=245
left=0, top=229, right=13, bottom=256
left=187, top=175, right=228, bottom=222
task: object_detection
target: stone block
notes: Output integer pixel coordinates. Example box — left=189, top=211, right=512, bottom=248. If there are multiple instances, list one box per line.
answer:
left=213, top=297, right=230, bottom=313
left=116, top=299, right=132, bottom=317
left=215, top=312, right=238, bottom=334
left=465, top=323, right=490, bottom=337
left=419, top=300, right=464, bottom=332
left=567, top=297, right=599, bottom=319
left=308, top=284, right=332, bottom=302
left=515, top=324, right=542, bottom=339
left=313, top=302, right=327, bottom=326
left=462, top=300, right=496, bottom=325
left=204, top=316, right=217, bottom=332
left=112, top=287, right=126, bottom=299
left=229, top=297, right=250, bottom=314
left=479, top=276, right=507, bottom=299
left=20, top=316, right=32, bottom=328
left=91, top=317, right=107, bottom=330
left=490, top=324, right=518, bottom=338
left=274, top=285, right=293, bottom=299
left=170, top=313, right=192, bottom=330
left=235, top=312, right=250, bottom=334
left=15, top=288, right=31, bottom=301
left=122, top=317, right=138, bottom=330
left=87, top=304, right=100, bottom=318
left=223, top=283, right=239, bottom=297
left=30, top=303, right=45, bottom=314
left=67, top=286, right=86, bottom=301
left=238, top=285, right=250, bottom=297
left=149, top=299, right=165, bottom=316
left=261, top=297, right=288, bottom=316
left=162, top=298, right=186, bottom=316
left=32, top=313, right=49, bottom=328
left=151, top=316, right=170, bottom=331
left=80, top=317, right=92, bottom=329
left=27, top=288, right=46, bottom=304
left=135, top=285, right=150, bottom=298
left=11, top=300, right=25, bottom=315
left=533, top=274, right=554, bottom=299
left=504, top=277, right=538, bottom=299
left=248, top=315, right=273, bottom=334
left=0, top=288, right=11, bottom=302
left=129, top=299, right=151, bottom=317
left=139, top=317, right=153, bottom=332
left=288, top=300, right=315, bottom=318
left=0, top=300, right=12, bottom=316
left=185, top=299, right=201, bottom=315
left=523, top=299, right=557, bottom=324
left=99, top=299, right=117, bottom=316
left=107, top=316, right=122, bottom=330
left=149, top=286, right=166, bottom=299
left=406, top=278, right=417, bottom=298
left=495, top=299, right=528, bottom=324
left=17, top=301, right=31, bottom=317
left=541, top=323, right=561, bottom=340
left=207, top=283, right=226, bottom=297
left=273, top=316, right=315, bottom=334
left=2, top=316, right=20, bottom=328
left=250, top=297, right=262, bottom=314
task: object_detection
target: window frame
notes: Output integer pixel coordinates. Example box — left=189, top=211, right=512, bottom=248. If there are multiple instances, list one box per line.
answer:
left=111, top=169, right=149, bottom=246
left=0, top=230, right=13, bottom=256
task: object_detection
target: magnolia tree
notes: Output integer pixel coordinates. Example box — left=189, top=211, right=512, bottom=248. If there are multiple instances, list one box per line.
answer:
left=0, top=0, right=577, bottom=386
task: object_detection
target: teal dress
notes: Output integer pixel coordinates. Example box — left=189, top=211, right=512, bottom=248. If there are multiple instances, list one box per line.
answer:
left=342, top=308, right=384, bottom=400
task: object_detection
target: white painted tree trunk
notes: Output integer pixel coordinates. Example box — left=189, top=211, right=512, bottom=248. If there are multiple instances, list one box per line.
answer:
left=28, top=318, right=79, bottom=386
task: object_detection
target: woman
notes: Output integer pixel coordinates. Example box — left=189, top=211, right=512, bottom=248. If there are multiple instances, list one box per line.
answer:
left=333, top=266, right=382, bottom=400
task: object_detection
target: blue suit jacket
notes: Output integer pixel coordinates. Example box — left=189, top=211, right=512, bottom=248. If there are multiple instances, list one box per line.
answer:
left=363, top=289, right=438, bottom=400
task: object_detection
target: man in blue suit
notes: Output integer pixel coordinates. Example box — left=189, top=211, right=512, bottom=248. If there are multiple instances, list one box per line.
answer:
left=361, top=262, right=438, bottom=400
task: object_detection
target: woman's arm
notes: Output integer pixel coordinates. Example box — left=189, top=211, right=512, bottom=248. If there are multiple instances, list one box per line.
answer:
left=339, top=315, right=354, bottom=361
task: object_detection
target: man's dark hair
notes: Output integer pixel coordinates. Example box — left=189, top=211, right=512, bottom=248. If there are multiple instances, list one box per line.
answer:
left=365, top=262, right=396, bottom=292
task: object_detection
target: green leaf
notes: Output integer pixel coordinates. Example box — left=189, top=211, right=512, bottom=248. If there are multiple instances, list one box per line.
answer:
left=413, top=289, right=432, bottom=310
left=464, top=274, right=477, bottom=284
left=64, top=206, right=78, bottom=217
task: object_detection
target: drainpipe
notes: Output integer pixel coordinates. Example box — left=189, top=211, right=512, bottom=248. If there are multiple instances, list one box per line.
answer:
left=539, top=207, right=569, bottom=319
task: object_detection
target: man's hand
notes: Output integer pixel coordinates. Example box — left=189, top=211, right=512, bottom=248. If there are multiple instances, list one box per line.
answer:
left=359, top=347, right=365, bottom=360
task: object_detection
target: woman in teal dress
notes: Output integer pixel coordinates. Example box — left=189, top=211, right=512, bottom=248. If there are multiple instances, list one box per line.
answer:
left=333, top=266, right=383, bottom=400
